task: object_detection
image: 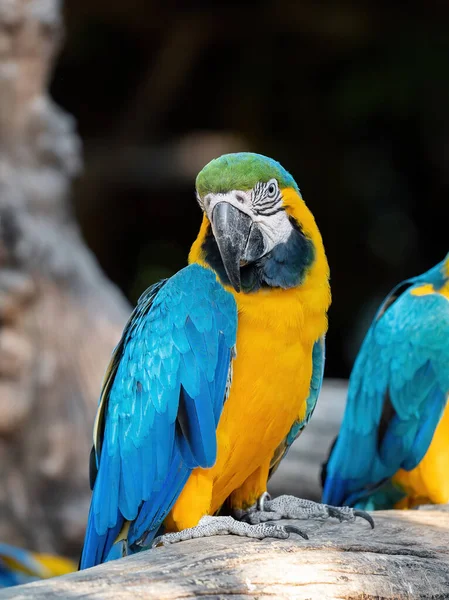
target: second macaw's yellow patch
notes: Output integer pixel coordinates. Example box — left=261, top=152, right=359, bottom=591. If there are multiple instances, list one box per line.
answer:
left=393, top=394, right=449, bottom=507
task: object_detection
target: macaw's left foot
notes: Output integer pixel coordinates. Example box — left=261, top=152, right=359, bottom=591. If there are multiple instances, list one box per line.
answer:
left=151, top=515, right=308, bottom=547
left=238, top=494, right=375, bottom=529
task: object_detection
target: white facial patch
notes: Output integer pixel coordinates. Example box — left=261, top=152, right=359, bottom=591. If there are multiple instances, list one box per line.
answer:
left=255, top=206, right=294, bottom=252
left=200, top=179, right=295, bottom=258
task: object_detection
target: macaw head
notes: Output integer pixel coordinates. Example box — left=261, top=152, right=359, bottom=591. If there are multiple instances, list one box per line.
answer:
left=432, top=251, right=449, bottom=288
left=414, top=251, right=449, bottom=291
left=444, top=253, right=449, bottom=281
left=190, top=152, right=328, bottom=294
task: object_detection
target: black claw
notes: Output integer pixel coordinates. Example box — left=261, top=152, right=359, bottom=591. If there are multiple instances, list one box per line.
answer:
left=354, top=510, right=375, bottom=529
left=283, top=525, right=309, bottom=540
left=327, top=506, right=375, bottom=529
left=257, top=491, right=271, bottom=511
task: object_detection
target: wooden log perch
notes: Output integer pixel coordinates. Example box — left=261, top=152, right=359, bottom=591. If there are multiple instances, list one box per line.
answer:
left=1, top=508, right=448, bottom=599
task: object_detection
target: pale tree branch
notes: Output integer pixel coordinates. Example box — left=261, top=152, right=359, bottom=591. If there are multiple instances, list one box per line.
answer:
left=0, top=508, right=448, bottom=599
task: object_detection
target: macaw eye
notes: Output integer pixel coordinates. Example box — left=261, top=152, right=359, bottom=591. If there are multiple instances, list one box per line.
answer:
left=267, top=181, right=278, bottom=198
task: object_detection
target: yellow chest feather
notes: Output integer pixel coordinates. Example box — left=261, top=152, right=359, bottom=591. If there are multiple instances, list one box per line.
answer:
left=208, top=285, right=328, bottom=511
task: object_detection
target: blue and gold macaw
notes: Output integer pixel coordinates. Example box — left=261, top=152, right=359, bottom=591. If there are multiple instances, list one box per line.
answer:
left=0, top=543, right=75, bottom=588
left=322, top=253, right=449, bottom=510
left=80, top=152, right=371, bottom=570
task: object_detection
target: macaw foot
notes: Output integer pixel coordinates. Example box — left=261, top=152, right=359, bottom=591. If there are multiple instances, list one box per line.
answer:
left=151, top=514, right=308, bottom=547
left=237, top=493, right=375, bottom=529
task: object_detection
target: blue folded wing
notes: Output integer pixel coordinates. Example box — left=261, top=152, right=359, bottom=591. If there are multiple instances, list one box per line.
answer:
left=322, top=281, right=449, bottom=507
left=80, top=264, right=237, bottom=569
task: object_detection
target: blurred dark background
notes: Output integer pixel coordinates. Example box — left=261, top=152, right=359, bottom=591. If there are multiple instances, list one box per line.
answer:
left=52, top=0, right=448, bottom=378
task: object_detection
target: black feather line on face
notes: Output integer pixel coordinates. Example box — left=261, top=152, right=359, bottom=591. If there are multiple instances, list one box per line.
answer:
left=201, top=216, right=315, bottom=293
left=256, top=206, right=285, bottom=217
left=252, top=181, right=282, bottom=214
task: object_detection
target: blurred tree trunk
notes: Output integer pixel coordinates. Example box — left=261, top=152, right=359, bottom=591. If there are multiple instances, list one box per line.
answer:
left=0, top=0, right=130, bottom=558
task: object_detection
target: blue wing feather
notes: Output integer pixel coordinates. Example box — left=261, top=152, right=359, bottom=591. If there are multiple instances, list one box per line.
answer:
left=322, top=263, right=449, bottom=507
left=80, top=264, right=237, bottom=568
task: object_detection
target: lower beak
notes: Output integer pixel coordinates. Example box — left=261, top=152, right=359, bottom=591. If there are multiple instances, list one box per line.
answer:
left=210, top=202, right=252, bottom=292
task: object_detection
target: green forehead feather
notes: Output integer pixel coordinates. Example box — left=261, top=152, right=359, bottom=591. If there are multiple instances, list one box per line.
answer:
left=196, top=152, right=300, bottom=196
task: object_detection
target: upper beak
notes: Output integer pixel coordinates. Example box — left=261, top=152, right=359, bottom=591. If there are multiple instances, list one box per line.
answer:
left=210, top=202, right=264, bottom=292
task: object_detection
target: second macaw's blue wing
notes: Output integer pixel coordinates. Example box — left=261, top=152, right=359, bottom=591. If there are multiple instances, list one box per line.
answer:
left=0, top=544, right=63, bottom=588
left=322, top=268, right=449, bottom=507
left=80, top=264, right=237, bottom=569
left=0, top=543, right=46, bottom=587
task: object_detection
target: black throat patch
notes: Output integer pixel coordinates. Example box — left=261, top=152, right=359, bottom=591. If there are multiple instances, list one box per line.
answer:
left=201, top=217, right=315, bottom=293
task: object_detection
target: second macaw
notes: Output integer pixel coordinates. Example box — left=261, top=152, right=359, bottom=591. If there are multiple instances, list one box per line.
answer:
left=322, top=253, right=449, bottom=510
left=80, top=152, right=371, bottom=570
left=0, top=543, right=75, bottom=588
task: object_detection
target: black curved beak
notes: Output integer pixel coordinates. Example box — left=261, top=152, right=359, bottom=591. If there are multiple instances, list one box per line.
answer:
left=210, top=202, right=252, bottom=292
